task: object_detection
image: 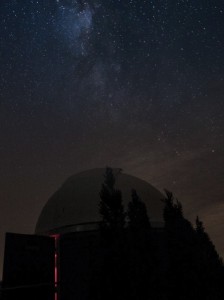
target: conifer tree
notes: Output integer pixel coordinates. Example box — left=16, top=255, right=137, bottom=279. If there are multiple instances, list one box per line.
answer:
left=98, top=167, right=126, bottom=300
left=195, top=215, right=222, bottom=267
left=195, top=216, right=224, bottom=299
left=162, top=192, right=224, bottom=300
left=127, top=190, right=153, bottom=300
left=128, top=189, right=151, bottom=232
left=99, top=167, right=125, bottom=237
left=163, top=190, right=197, bottom=300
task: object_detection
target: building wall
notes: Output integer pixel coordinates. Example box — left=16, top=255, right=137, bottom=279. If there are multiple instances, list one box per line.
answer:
left=2, top=233, right=55, bottom=300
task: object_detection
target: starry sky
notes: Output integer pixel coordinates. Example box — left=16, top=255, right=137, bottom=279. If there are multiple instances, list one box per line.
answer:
left=1, top=0, right=224, bottom=277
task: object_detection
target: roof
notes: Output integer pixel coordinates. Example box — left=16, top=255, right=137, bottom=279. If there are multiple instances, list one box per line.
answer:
left=35, top=168, right=165, bottom=234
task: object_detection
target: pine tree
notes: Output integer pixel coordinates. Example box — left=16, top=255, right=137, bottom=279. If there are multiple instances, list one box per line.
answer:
left=99, top=167, right=125, bottom=237
left=163, top=189, right=183, bottom=226
left=163, top=192, right=224, bottom=300
left=127, top=189, right=153, bottom=300
left=195, top=216, right=224, bottom=299
left=128, top=189, right=151, bottom=232
left=98, top=167, right=127, bottom=300
left=163, top=190, right=197, bottom=300
left=195, top=215, right=222, bottom=267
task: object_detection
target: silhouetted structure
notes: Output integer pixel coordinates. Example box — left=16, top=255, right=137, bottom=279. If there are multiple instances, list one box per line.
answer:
left=2, top=233, right=54, bottom=300
left=2, top=168, right=224, bottom=300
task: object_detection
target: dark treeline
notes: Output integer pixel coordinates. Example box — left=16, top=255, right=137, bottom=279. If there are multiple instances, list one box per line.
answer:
left=97, top=167, right=224, bottom=300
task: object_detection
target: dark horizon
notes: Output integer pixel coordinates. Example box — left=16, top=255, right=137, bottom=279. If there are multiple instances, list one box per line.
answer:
left=2, top=170, right=224, bottom=300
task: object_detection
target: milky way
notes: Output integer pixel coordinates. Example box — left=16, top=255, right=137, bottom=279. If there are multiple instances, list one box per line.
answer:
left=0, top=0, right=224, bottom=276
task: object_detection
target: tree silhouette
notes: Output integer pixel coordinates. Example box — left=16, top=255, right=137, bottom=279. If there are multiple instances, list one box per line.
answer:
left=98, top=175, right=224, bottom=300
left=127, top=189, right=153, bottom=300
left=162, top=191, right=224, bottom=300
left=163, top=190, right=199, bottom=299
left=194, top=216, right=224, bottom=299
left=128, top=189, right=151, bottom=232
left=99, top=167, right=125, bottom=237
left=99, top=167, right=126, bottom=300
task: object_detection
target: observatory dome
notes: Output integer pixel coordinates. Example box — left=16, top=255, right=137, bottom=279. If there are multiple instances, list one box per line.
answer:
left=35, top=168, right=164, bottom=234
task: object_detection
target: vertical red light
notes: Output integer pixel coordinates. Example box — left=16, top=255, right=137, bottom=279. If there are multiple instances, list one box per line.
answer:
left=51, top=234, right=59, bottom=300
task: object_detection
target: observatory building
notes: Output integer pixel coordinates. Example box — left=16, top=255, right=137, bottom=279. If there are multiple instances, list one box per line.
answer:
left=2, top=168, right=165, bottom=300
left=36, top=168, right=164, bottom=234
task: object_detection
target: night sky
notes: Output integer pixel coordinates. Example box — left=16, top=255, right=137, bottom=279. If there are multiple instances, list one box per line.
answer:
left=1, top=0, right=224, bottom=277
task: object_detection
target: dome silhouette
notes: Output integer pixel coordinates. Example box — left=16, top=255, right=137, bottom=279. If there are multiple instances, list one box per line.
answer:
left=35, top=168, right=164, bottom=234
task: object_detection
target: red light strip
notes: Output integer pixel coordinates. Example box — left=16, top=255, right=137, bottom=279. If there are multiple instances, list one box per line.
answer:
left=51, top=235, right=59, bottom=300
left=55, top=255, right=57, bottom=300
